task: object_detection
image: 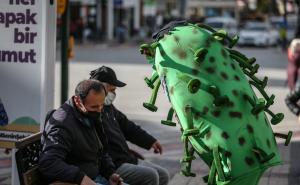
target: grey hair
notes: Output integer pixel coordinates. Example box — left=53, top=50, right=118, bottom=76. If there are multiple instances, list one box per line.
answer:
left=75, top=79, right=106, bottom=100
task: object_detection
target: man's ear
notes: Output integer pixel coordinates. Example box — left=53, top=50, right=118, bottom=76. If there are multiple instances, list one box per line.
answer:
left=100, top=82, right=108, bottom=95
left=73, top=96, right=87, bottom=113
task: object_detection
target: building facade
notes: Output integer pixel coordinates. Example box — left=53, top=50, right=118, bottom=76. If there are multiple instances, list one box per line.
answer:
left=186, top=0, right=238, bottom=19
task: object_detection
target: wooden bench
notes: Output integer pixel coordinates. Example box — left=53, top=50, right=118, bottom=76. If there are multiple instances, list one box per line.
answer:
left=14, top=131, right=144, bottom=185
left=15, top=132, right=75, bottom=185
left=15, top=132, right=45, bottom=185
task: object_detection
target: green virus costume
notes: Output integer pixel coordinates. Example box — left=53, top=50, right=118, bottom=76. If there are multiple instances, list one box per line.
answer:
left=140, top=21, right=293, bottom=185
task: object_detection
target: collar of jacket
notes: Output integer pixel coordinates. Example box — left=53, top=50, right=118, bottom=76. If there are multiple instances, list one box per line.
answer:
left=64, top=97, right=93, bottom=128
left=103, top=104, right=116, bottom=110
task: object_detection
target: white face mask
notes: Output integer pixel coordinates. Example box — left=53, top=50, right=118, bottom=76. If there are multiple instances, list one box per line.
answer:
left=105, top=92, right=116, bottom=105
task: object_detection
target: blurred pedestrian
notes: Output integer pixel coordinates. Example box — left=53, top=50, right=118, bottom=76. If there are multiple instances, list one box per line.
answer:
left=69, top=20, right=77, bottom=38
left=76, top=17, right=84, bottom=44
left=279, top=23, right=288, bottom=51
left=285, top=39, right=300, bottom=122
left=116, top=23, right=127, bottom=44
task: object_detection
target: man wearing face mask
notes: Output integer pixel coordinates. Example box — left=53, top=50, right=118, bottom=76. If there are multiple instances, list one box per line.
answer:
left=90, top=66, right=169, bottom=185
left=39, top=79, right=125, bottom=185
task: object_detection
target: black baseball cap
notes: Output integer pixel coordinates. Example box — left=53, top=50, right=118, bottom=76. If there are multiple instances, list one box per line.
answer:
left=89, top=66, right=126, bottom=87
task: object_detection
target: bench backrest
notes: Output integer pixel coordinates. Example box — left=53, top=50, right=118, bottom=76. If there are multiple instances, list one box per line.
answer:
left=15, top=109, right=56, bottom=185
left=15, top=132, right=45, bottom=185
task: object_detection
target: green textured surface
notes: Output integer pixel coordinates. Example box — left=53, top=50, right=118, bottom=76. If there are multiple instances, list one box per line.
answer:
left=141, top=23, right=284, bottom=185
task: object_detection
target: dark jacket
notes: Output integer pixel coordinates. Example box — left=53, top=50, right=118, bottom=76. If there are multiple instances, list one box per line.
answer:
left=102, top=105, right=157, bottom=168
left=39, top=98, right=115, bottom=184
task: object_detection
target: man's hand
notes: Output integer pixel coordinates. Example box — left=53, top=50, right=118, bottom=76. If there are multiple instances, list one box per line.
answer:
left=298, top=115, right=300, bottom=123
left=151, top=141, right=163, bottom=154
left=109, top=173, right=123, bottom=185
left=81, top=175, right=96, bottom=185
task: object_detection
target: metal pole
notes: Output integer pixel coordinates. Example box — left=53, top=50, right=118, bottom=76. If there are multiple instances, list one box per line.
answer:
left=96, top=0, right=102, bottom=41
left=134, top=0, right=140, bottom=30
left=107, top=0, right=114, bottom=40
left=61, top=0, right=70, bottom=104
left=235, top=1, right=240, bottom=25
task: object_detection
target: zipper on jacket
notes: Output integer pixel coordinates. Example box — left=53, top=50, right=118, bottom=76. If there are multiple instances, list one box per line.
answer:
left=93, top=127, right=103, bottom=169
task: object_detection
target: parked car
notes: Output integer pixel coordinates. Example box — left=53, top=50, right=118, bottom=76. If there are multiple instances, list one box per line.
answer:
left=238, top=21, right=279, bottom=47
left=204, top=17, right=238, bottom=37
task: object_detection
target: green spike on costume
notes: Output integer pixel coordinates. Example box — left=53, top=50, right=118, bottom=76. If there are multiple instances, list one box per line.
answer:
left=264, top=109, right=284, bottom=125
left=183, top=105, right=200, bottom=136
left=144, top=72, right=159, bottom=89
left=188, top=79, right=201, bottom=94
left=181, top=137, right=196, bottom=177
left=274, top=131, right=293, bottom=146
left=212, top=29, right=228, bottom=41
left=196, top=24, right=239, bottom=48
left=140, top=44, right=154, bottom=57
left=207, top=86, right=230, bottom=106
left=228, top=50, right=255, bottom=70
left=252, top=147, right=275, bottom=163
left=208, top=161, right=217, bottom=185
left=213, top=146, right=226, bottom=182
left=194, top=48, right=208, bottom=64
left=198, top=122, right=211, bottom=138
left=251, top=98, right=266, bottom=115
left=161, top=107, right=177, bottom=126
left=196, top=23, right=217, bottom=33
left=143, top=80, right=161, bottom=112
left=229, top=35, right=239, bottom=48
left=140, top=23, right=285, bottom=185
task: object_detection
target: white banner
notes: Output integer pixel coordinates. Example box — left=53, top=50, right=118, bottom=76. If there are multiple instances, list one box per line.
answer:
left=0, top=0, right=56, bottom=148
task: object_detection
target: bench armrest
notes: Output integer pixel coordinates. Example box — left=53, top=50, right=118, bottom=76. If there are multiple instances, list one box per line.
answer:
left=15, top=132, right=42, bottom=149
